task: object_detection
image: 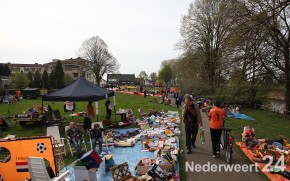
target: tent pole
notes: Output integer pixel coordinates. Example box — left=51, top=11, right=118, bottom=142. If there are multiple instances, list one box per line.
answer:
left=41, top=99, right=43, bottom=133
left=114, top=96, right=116, bottom=123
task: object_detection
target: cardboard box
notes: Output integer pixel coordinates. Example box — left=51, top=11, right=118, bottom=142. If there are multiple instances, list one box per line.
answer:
left=136, top=160, right=174, bottom=175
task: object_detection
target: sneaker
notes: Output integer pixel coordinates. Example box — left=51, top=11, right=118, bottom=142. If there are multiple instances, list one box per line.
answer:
left=216, top=152, right=220, bottom=157
left=187, top=150, right=192, bottom=154
left=212, top=154, right=217, bottom=158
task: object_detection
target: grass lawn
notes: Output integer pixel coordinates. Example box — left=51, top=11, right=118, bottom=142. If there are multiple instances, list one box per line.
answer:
left=224, top=109, right=290, bottom=141
left=0, top=92, right=187, bottom=179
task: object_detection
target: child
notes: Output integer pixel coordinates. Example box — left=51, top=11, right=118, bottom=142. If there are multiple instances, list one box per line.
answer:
left=243, top=126, right=258, bottom=149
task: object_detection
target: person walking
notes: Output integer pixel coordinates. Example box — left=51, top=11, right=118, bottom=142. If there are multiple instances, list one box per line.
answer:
left=182, top=94, right=203, bottom=154
left=208, top=100, right=226, bottom=158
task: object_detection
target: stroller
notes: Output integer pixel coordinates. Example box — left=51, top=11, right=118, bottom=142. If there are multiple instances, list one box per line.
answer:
left=0, top=117, right=9, bottom=131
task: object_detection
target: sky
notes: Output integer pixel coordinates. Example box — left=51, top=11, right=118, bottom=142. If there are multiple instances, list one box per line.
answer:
left=0, top=0, right=193, bottom=76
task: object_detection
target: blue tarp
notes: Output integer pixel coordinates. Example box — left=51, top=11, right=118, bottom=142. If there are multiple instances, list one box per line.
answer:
left=227, top=112, right=254, bottom=120
left=65, top=128, right=180, bottom=180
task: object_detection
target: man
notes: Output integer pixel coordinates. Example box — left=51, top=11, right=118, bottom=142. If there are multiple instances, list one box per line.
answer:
left=105, top=98, right=112, bottom=120
left=182, top=94, right=203, bottom=154
left=66, top=122, right=83, bottom=158
left=90, top=124, right=106, bottom=153
left=208, top=100, right=226, bottom=158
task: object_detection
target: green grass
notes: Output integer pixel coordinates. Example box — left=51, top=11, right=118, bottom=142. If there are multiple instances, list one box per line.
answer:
left=0, top=93, right=185, bottom=178
left=222, top=109, right=290, bottom=181
left=224, top=109, right=290, bottom=142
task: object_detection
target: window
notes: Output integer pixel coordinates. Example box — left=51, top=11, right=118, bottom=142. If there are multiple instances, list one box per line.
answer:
left=108, top=79, right=117, bottom=82
left=73, top=73, right=79, bottom=78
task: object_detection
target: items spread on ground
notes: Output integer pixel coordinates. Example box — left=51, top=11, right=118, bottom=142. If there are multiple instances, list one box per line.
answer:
left=236, top=125, right=290, bottom=180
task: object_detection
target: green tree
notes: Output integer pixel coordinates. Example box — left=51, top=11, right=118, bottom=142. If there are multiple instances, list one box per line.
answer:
left=27, top=71, right=33, bottom=87
left=78, top=36, right=119, bottom=85
left=49, top=70, right=56, bottom=89
left=158, top=64, right=173, bottom=85
left=0, top=64, right=11, bottom=76
left=150, top=72, right=157, bottom=83
left=42, top=70, right=49, bottom=89
left=64, top=73, right=73, bottom=86
left=11, top=72, right=30, bottom=89
left=54, top=60, right=65, bottom=88
left=138, top=71, right=148, bottom=85
left=33, top=70, right=41, bottom=88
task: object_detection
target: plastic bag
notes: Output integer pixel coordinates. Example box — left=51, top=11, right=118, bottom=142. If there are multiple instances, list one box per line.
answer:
left=200, top=127, right=205, bottom=144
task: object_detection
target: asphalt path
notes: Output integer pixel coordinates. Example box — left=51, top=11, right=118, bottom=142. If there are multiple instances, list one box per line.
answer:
left=181, top=111, right=266, bottom=181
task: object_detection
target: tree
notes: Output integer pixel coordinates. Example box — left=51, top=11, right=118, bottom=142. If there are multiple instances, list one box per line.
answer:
left=158, top=64, right=173, bottom=85
left=42, top=70, right=49, bottom=89
left=54, top=60, right=65, bottom=88
left=78, top=36, right=119, bottom=85
left=49, top=70, right=56, bottom=89
left=150, top=72, right=157, bottom=83
left=0, top=64, right=11, bottom=76
left=33, top=70, right=41, bottom=88
left=179, top=0, right=237, bottom=92
left=11, top=72, right=30, bottom=89
left=138, top=71, right=148, bottom=85
left=27, top=71, right=33, bottom=87
left=237, top=0, right=290, bottom=113
left=64, top=73, right=73, bottom=86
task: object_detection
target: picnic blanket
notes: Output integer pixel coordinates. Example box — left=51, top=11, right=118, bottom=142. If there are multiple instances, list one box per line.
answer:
left=227, top=112, right=254, bottom=120
left=236, top=142, right=290, bottom=181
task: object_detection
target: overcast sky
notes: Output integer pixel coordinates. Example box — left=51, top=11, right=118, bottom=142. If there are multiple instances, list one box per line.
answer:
left=0, top=0, right=192, bottom=76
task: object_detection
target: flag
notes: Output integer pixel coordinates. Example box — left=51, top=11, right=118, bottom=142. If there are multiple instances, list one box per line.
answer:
left=16, top=162, right=28, bottom=172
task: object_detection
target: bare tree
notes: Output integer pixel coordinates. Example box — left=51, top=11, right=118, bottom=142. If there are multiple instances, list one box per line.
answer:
left=179, top=0, right=238, bottom=92
left=79, top=36, right=119, bottom=85
left=138, top=71, right=148, bottom=85
left=238, top=0, right=290, bottom=113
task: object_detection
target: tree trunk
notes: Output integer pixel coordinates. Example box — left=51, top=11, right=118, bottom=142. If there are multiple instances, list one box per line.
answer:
left=95, top=73, right=101, bottom=86
left=284, top=47, right=290, bottom=115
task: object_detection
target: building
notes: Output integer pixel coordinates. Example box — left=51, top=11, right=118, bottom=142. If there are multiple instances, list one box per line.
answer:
left=7, top=63, right=45, bottom=74
left=44, top=57, right=95, bottom=83
left=107, top=74, right=136, bottom=86
left=0, top=76, right=10, bottom=88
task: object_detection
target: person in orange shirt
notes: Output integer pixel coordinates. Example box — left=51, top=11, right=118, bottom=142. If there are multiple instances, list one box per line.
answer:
left=87, top=101, right=94, bottom=120
left=243, top=126, right=258, bottom=149
left=208, top=100, right=226, bottom=158
left=15, top=89, right=21, bottom=101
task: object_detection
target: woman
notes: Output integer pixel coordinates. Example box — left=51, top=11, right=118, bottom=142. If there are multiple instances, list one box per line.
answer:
left=87, top=101, right=94, bottom=120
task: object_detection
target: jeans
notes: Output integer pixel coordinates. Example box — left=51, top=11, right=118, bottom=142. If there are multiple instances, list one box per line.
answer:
left=185, top=122, right=198, bottom=150
left=210, top=128, right=222, bottom=154
left=92, top=137, right=103, bottom=152
left=106, top=109, right=112, bottom=120
left=245, top=138, right=258, bottom=148
left=72, top=139, right=82, bottom=157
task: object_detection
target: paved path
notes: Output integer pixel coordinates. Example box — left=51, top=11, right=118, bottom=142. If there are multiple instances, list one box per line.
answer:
left=181, top=112, right=266, bottom=181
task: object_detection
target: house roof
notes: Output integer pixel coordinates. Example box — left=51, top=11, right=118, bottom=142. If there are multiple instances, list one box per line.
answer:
left=107, top=74, right=136, bottom=82
left=6, top=63, right=44, bottom=68
left=44, top=57, right=87, bottom=66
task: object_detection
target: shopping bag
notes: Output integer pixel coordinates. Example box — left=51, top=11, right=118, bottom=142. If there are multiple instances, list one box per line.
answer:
left=200, top=127, right=205, bottom=144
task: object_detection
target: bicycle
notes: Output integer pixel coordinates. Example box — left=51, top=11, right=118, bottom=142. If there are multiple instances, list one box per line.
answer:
left=0, top=110, right=17, bottom=129
left=220, top=126, right=234, bottom=164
